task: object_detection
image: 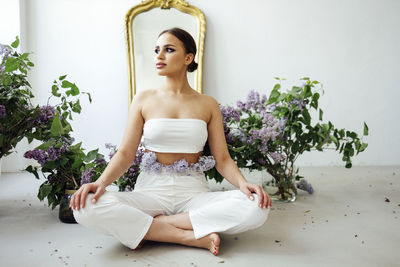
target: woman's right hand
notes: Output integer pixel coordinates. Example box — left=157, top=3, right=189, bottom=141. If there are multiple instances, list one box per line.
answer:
left=70, top=181, right=106, bottom=211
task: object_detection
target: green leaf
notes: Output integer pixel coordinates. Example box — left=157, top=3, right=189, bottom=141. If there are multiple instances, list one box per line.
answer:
left=25, top=166, right=40, bottom=179
left=71, top=158, right=83, bottom=170
left=11, top=36, right=19, bottom=48
left=51, top=85, right=61, bottom=97
left=4, top=57, right=19, bottom=72
left=38, top=183, right=52, bottom=200
left=61, top=80, right=74, bottom=88
left=59, top=75, right=67, bottom=80
left=346, top=131, right=357, bottom=139
left=302, top=110, right=311, bottom=125
left=72, top=99, right=81, bottom=113
left=82, top=92, right=92, bottom=103
left=84, top=149, right=99, bottom=162
left=50, top=114, right=64, bottom=136
left=319, top=109, right=323, bottom=121
left=36, top=142, right=54, bottom=151
left=231, top=145, right=246, bottom=152
left=70, top=84, right=80, bottom=96
left=311, top=93, right=320, bottom=109
left=359, top=143, right=368, bottom=152
left=363, top=122, right=369, bottom=136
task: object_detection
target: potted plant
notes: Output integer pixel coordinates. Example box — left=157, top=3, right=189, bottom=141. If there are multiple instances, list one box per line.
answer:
left=24, top=75, right=97, bottom=222
left=204, top=78, right=368, bottom=202
left=0, top=37, right=36, bottom=162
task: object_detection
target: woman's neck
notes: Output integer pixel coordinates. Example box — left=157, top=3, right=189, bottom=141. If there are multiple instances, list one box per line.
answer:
left=161, top=72, right=192, bottom=95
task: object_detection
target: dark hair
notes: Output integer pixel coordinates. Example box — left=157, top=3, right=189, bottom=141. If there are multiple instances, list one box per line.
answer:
left=158, top=27, right=198, bottom=72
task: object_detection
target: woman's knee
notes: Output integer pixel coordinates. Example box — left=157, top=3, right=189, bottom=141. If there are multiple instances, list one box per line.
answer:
left=72, top=192, right=120, bottom=225
left=240, top=193, right=270, bottom=228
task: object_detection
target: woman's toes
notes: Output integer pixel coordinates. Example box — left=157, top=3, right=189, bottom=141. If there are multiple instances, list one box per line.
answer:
left=209, top=233, right=220, bottom=255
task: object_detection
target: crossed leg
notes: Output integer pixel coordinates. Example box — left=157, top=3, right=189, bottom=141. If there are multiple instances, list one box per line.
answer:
left=138, top=212, right=220, bottom=255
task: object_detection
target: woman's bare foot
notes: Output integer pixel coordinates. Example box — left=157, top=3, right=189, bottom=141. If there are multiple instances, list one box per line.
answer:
left=185, top=232, right=220, bottom=255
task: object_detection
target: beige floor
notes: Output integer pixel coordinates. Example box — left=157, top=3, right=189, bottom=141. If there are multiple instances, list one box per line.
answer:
left=0, top=166, right=399, bottom=267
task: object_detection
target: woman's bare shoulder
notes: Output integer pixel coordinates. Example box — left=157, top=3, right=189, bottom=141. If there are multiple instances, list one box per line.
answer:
left=199, top=94, right=219, bottom=108
left=132, top=89, right=157, bottom=103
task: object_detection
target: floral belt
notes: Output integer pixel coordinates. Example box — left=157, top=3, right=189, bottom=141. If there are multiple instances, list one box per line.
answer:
left=140, top=151, right=215, bottom=174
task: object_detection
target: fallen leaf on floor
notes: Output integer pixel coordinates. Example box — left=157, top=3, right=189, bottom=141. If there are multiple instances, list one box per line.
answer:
left=275, top=240, right=281, bottom=243
left=355, top=235, right=358, bottom=237
left=218, top=261, right=225, bottom=263
left=304, top=210, right=311, bottom=213
left=385, top=197, right=390, bottom=202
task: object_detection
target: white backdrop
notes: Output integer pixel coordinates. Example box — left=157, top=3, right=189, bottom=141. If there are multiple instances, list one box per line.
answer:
left=1, top=0, right=400, bottom=172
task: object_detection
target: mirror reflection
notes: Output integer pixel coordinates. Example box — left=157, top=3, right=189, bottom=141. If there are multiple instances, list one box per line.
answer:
left=133, top=8, right=197, bottom=94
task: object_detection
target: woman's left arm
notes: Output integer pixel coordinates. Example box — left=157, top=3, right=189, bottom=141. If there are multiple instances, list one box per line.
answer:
left=205, top=96, right=271, bottom=209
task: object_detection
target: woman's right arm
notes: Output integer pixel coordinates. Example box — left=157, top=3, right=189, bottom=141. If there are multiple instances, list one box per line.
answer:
left=70, top=91, right=147, bottom=210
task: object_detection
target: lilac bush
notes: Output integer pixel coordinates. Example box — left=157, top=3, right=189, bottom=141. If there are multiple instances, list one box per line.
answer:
left=204, top=78, right=369, bottom=200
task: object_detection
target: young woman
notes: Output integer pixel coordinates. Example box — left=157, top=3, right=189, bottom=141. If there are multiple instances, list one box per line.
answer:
left=70, top=27, right=271, bottom=256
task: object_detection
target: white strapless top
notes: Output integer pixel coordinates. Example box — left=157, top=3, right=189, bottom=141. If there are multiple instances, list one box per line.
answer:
left=141, top=118, right=208, bottom=153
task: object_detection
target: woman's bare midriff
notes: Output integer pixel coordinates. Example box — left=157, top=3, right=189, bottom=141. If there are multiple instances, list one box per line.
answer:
left=145, top=149, right=202, bottom=165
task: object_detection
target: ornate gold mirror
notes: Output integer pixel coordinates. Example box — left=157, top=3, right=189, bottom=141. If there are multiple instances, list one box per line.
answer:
left=125, top=0, right=206, bottom=103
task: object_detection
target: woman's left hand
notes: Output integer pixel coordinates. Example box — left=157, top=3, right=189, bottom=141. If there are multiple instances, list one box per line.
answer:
left=239, top=182, right=272, bottom=209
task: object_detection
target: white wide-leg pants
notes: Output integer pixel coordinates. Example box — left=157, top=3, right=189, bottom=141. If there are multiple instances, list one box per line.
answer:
left=73, top=168, right=270, bottom=249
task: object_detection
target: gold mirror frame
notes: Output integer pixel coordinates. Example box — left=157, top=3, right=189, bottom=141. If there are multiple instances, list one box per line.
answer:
left=125, top=0, right=206, bottom=104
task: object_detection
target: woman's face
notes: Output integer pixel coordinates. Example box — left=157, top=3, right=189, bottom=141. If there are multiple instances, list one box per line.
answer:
left=154, top=33, right=193, bottom=76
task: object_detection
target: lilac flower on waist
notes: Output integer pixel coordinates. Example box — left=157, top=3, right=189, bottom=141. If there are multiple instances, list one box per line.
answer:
left=140, top=151, right=215, bottom=174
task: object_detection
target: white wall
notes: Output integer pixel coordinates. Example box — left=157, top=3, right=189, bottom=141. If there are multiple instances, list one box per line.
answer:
left=2, top=0, right=400, bottom=172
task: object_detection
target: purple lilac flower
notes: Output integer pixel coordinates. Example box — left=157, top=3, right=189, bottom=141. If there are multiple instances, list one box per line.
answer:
left=242, top=90, right=268, bottom=112
left=124, top=185, right=133, bottom=192
left=236, top=100, right=246, bottom=110
left=24, top=144, right=68, bottom=166
left=225, top=132, right=235, bottom=144
left=36, top=105, right=57, bottom=125
left=230, top=128, right=246, bottom=142
left=48, top=174, right=56, bottom=184
left=173, top=159, right=189, bottom=173
left=194, top=156, right=216, bottom=172
left=278, top=118, right=286, bottom=133
left=269, top=152, right=284, bottom=164
left=105, top=143, right=117, bottom=159
left=220, top=105, right=241, bottom=123
left=257, top=158, right=266, bottom=166
left=0, top=105, right=6, bottom=118
left=297, top=179, right=314, bottom=194
left=95, top=157, right=107, bottom=165
left=24, top=149, right=49, bottom=166
left=133, top=149, right=144, bottom=166
left=265, top=103, right=276, bottom=112
left=260, top=110, right=275, bottom=124
left=140, top=151, right=162, bottom=173
left=288, top=98, right=306, bottom=112
left=81, top=167, right=94, bottom=185
left=0, top=44, right=12, bottom=72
